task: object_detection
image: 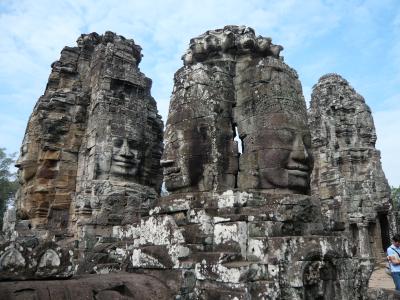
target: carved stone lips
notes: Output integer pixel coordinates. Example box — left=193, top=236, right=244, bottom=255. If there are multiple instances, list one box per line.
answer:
left=287, top=164, right=309, bottom=177
left=288, top=169, right=309, bottom=177
left=164, top=167, right=181, bottom=176
left=113, top=157, right=137, bottom=166
left=160, top=160, right=181, bottom=176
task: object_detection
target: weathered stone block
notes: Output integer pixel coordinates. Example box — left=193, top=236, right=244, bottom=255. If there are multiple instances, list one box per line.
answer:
left=213, top=222, right=247, bottom=256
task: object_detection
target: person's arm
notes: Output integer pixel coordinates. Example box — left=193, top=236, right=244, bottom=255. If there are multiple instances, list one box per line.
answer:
left=388, top=248, right=400, bottom=264
left=388, top=255, right=400, bottom=264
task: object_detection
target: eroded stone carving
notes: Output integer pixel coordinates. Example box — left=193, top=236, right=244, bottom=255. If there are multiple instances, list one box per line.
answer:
left=153, top=28, right=364, bottom=299
left=0, top=248, right=25, bottom=270
left=182, top=26, right=283, bottom=66
left=13, top=31, right=163, bottom=237
left=309, top=74, right=394, bottom=258
left=235, top=56, right=312, bottom=193
left=4, top=31, right=163, bottom=281
left=38, top=249, right=60, bottom=268
left=162, top=62, right=237, bottom=192
left=0, top=240, right=73, bottom=280
left=0, top=273, right=174, bottom=300
left=109, top=137, right=141, bottom=178
left=163, top=25, right=312, bottom=195
left=1, top=28, right=394, bottom=300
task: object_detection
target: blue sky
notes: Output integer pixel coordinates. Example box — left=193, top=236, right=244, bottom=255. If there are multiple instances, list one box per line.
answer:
left=1, top=0, right=399, bottom=186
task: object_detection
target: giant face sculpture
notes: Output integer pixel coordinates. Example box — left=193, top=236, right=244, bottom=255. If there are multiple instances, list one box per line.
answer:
left=162, top=61, right=237, bottom=193
left=96, top=136, right=142, bottom=180
left=164, top=27, right=310, bottom=195
left=162, top=121, right=214, bottom=192
left=235, top=55, right=312, bottom=194
left=15, top=142, right=38, bottom=184
left=256, top=112, right=312, bottom=193
left=110, top=137, right=140, bottom=178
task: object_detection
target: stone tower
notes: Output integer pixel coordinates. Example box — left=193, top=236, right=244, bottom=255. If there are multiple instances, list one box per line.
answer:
left=309, top=73, right=394, bottom=259
left=0, top=32, right=164, bottom=282
left=163, top=26, right=311, bottom=195
left=14, top=32, right=163, bottom=238
left=158, top=27, right=365, bottom=299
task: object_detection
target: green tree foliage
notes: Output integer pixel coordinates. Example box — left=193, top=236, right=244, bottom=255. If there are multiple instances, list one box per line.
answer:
left=392, top=185, right=400, bottom=210
left=0, top=148, right=18, bottom=229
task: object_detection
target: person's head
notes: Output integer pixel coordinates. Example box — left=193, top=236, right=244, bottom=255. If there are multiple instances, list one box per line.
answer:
left=392, top=234, right=400, bottom=247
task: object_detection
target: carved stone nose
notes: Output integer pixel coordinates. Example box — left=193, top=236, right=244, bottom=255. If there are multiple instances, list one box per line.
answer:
left=289, top=135, right=309, bottom=163
left=119, top=139, right=132, bottom=157
left=15, top=157, right=23, bottom=168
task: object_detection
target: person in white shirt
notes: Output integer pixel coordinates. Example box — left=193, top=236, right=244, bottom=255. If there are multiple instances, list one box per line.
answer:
left=387, top=234, right=400, bottom=290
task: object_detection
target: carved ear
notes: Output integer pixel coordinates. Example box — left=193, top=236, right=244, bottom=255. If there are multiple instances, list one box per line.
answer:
left=140, top=147, right=152, bottom=179
left=95, top=151, right=112, bottom=179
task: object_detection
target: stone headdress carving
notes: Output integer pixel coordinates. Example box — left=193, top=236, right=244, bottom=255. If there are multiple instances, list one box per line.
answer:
left=163, top=25, right=312, bottom=195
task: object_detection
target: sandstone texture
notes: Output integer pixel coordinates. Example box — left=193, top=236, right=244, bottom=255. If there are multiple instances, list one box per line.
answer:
left=2, top=31, right=163, bottom=281
left=0, top=27, right=396, bottom=299
left=156, top=26, right=365, bottom=299
left=0, top=273, right=174, bottom=300
left=309, top=74, right=395, bottom=259
left=15, top=31, right=163, bottom=234
left=163, top=25, right=310, bottom=195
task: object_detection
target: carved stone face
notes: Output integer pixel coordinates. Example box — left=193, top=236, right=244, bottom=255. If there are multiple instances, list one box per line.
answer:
left=162, top=152, right=191, bottom=192
left=303, top=260, right=336, bottom=300
left=15, top=143, right=37, bottom=183
left=110, top=137, right=140, bottom=178
left=256, top=112, right=313, bottom=193
left=162, top=122, right=211, bottom=192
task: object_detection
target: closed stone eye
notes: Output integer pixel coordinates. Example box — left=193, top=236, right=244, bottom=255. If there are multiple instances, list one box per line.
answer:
left=277, top=128, right=295, bottom=144
left=113, top=138, right=123, bottom=148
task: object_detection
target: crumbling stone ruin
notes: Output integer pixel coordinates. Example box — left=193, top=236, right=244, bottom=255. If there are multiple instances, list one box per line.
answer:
left=0, top=26, right=397, bottom=299
left=308, top=74, right=400, bottom=299
left=309, top=74, right=395, bottom=261
left=1, top=31, right=163, bottom=286
left=15, top=31, right=163, bottom=237
left=159, top=25, right=364, bottom=299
